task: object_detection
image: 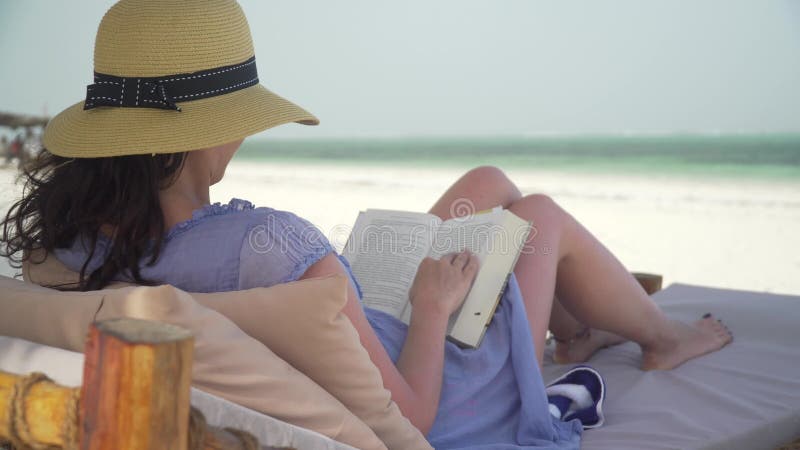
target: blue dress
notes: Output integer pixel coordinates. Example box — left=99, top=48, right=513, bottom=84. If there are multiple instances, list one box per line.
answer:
left=55, top=198, right=582, bottom=449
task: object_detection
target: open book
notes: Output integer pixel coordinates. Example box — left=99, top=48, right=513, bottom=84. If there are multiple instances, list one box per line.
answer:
left=342, top=207, right=532, bottom=349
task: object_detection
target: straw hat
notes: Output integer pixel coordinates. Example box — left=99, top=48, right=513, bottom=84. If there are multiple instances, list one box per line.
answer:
left=43, top=0, right=319, bottom=158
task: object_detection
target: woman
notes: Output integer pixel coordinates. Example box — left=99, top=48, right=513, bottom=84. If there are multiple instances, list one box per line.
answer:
left=1, top=1, right=731, bottom=448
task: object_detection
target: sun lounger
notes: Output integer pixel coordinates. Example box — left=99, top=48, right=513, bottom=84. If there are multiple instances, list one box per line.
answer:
left=2, top=282, right=798, bottom=449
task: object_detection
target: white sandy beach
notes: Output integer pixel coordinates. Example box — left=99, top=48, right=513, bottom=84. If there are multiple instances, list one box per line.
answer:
left=2, top=161, right=799, bottom=295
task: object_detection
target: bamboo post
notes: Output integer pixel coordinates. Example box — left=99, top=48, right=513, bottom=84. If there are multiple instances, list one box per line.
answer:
left=1, top=368, right=279, bottom=450
left=0, top=371, right=77, bottom=447
left=80, top=318, right=194, bottom=450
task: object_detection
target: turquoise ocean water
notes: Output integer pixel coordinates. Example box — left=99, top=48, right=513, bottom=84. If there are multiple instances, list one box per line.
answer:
left=236, top=134, right=800, bottom=181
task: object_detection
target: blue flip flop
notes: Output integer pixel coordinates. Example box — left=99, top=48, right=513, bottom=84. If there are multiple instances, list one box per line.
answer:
left=545, top=365, right=606, bottom=429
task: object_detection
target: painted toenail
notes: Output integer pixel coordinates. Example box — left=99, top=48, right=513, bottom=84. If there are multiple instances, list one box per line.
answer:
left=703, top=313, right=711, bottom=318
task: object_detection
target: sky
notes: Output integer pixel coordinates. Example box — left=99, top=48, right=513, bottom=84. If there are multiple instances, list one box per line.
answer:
left=1, top=0, right=799, bottom=138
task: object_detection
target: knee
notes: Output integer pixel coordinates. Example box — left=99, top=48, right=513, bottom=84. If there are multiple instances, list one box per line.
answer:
left=462, top=165, right=521, bottom=205
left=512, top=193, right=569, bottom=223
left=463, top=165, right=509, bottom=185
left=520, top=193, right=558, bottom=209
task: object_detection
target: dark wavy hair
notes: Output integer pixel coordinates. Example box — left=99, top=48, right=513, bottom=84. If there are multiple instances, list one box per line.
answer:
left=1, top=149, right=187, bottom=291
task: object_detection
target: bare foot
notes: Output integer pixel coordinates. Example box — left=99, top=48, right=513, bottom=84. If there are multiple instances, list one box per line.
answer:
left=552, top=329, right=627, bottom=364
left=641, top=315, right=733, bottom=371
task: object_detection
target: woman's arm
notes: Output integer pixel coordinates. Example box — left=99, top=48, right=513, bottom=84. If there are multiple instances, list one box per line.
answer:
left=300, top=251, right=477, bottom=435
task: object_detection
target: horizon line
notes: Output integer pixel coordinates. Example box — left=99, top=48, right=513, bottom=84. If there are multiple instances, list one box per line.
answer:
left=252, top=130, right=800, bottom=141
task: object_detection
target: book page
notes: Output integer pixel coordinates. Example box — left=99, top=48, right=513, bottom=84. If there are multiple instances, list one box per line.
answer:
left=429, top=211, right=501, bottom=259
left=342, top=210, right=440, bottom=319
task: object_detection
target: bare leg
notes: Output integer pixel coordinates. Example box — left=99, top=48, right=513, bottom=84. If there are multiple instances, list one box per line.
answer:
left=550, top=295, right=625, bottom=364
left=430, top=166, right=732, bottom=370
left=428, top=165, right=523, bottom=219
left=430, top=166, right=625, bottom=362
left=509, top=190, right=732, bottom=369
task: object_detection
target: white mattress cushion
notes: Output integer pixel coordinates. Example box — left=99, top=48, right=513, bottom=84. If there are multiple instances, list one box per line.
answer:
left=542, top=283, right=800, bottom=450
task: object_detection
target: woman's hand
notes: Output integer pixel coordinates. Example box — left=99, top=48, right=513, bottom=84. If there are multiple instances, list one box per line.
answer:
left=408, top=250, right=480, bottom=320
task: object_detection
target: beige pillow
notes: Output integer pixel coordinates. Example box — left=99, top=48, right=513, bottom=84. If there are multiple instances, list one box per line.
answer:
left=23, top=251, right=432, bottom=450
left=0, top=274, right=104, bottom=352
left=194, top=277, right=433, bottom=450
left=94, top=283, right=386, bottom=450
left=8, top=265, right=386, bottom=450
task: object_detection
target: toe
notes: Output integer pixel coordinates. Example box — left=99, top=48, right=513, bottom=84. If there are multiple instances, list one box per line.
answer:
left=703, top=314, right=717, bottom=323
left=717, top=326, right=733, bottom=344
left=696, top=316, right=721, bottom=331
left=720, top=329, right=731, bottom=341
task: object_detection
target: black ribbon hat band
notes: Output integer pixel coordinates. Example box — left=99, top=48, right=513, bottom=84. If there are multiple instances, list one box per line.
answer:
left=83, top=56, right=258, bottom=111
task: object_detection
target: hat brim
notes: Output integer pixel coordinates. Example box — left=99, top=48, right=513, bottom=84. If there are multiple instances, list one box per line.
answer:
left=43, top=84, right=319, bottom=157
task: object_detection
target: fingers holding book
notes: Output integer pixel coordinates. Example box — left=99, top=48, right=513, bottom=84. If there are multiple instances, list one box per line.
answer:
left=451, top=250, right=476, bottom=272
left=410, top=251, right=480, bottom=320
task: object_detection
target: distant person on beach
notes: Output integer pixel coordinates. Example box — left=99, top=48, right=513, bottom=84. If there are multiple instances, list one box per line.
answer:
left=7, top=134, right=22, bottom=167
left=0, top=136, right=8, bottom=166
left=0, top=1, right=732, bottom=448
